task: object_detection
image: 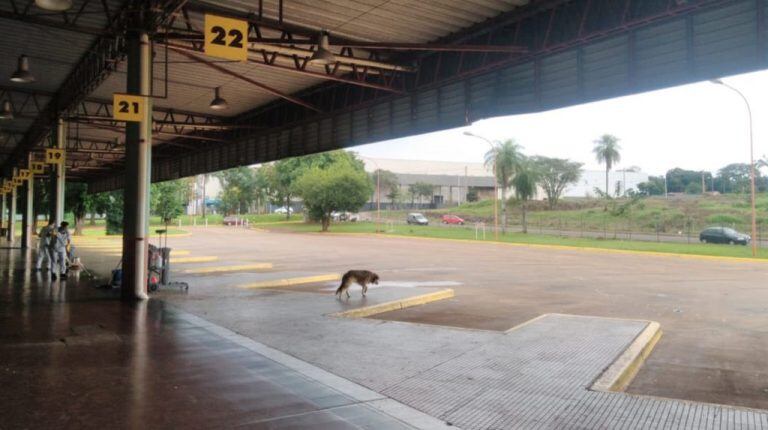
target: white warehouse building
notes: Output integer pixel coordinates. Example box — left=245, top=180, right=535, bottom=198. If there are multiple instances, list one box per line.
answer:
left=361, top=158, right=648, bottom=204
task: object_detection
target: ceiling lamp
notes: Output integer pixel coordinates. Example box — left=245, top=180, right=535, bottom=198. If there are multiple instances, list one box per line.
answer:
left=309, top=31, right=336, bottom=66
left=0, top=101, right=13, bottom=120
left=34, top=0, right=73, bottom=11
left=10, top=55, right=35, bottom=84
left=209, top=87, right=228, bottom=110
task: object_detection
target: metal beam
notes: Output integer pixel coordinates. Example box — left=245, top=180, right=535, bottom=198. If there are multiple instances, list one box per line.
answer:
left=168, top=45, right=322, bottom=112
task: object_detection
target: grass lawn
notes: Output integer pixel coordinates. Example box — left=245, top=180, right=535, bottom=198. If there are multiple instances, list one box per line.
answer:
left=384, top=194, right=768, bottom=238
left=264, top=221, right=768, bottom=260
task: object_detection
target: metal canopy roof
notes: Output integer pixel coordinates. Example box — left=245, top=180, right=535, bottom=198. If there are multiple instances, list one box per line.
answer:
left=0, top=0, right=766, bottom=189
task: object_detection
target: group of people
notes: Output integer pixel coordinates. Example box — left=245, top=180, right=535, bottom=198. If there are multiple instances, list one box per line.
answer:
left=34, top=221, right=72, bottom=280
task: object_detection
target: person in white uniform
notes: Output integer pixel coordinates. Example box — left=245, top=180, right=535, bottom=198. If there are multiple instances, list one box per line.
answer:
left=34, top=220, right=55, bottom=271
left=49, top=222, right=71, bottom=281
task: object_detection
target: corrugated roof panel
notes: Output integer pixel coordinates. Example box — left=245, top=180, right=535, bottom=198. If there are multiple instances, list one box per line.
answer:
left=199, top=0, right=525, bottom=42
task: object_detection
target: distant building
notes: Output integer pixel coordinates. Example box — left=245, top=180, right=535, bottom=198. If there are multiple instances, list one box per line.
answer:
left=566, top=169, right=650, bottom=198
left=362, top=158, right=649, bottom=207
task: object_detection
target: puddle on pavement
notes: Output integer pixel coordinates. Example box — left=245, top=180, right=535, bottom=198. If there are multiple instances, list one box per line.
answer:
left=320, top=280, right=462, bottom=291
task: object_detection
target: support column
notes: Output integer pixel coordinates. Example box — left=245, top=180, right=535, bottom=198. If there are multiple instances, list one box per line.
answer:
left=21, top=160, right=34, bottom=249
left=7, top=170, right=17, bottom=243
left=122, top=31, right=152, bottom=301
left=0, top=192, right=5, bottom=240
left=53, top=119, right=66, bottom=226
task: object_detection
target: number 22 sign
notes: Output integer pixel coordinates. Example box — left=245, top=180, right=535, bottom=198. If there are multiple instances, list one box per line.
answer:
left=113, top=94, right=148, bottom=122
left=204, top=14, right=248, bottom=61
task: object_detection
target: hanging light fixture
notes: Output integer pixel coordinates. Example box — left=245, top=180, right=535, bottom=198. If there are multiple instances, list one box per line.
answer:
left=34, top=0, right=73, bottom=11
left=0, top=101, right=13, bottom=120
left=309, top=31, right=336, bottom=66
left=10, top=55, right=35, bottom=83
left=209, top=87, right=228, bottom=110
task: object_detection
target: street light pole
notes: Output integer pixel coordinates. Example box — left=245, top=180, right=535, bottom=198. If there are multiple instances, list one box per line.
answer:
left=362, top=157, right=382, bottom=233
left=464, top=131, right=499, bottom=241
left=711, top=79, right=758, bottom=256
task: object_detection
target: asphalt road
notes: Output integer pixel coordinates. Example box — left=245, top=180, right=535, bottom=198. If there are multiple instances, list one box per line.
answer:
left=78, top=226, right=768, bottom=409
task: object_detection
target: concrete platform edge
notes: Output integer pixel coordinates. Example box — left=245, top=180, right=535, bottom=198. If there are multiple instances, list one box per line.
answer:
left=331, top=289, right=455, bottom=318
left=164, top=302, right=456, bottom=430
left=591, top=320, right=663, bottom=392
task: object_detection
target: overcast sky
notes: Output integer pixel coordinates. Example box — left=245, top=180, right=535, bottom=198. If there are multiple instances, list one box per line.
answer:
left=355, top=69, right=768, bottom=177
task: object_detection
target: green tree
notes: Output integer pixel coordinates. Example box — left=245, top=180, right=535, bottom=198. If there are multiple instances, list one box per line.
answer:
left=105, top=191, right=124, bottom=235
left=373, top=169, right=399, bottom=208
left=716, top=163, right=752, bottom=193
left=485, top=139, right=523, bottom=233
left=637, top=176, right=665, bottom=196
left=295, top=161, right=373, bottom=231
left=533, top=156, right=582, bottom=210
left=408, top=182, right=434, bottom=206
left=89, top=192, right=111, bottom=225
left=65, top=183, right=90, bottom=235
left=151, top=179, right=188, bottom=224
left=265, top=151, right=363, bottom=219
left=593, top=134, right=622, bottom=196
left=511, top=158, right=539, bottom=234
left=215, top=167, right=259, bottom=215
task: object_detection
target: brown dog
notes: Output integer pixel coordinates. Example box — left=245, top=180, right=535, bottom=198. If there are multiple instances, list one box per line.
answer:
left=335, top=270, right=379, bottom=298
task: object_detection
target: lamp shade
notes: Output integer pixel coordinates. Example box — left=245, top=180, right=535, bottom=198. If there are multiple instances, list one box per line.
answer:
left=209, top=87, right=228, bottom=110
left=309, top=31, right=336, bottom=66
left=35, top=0, right=73, bottom=11
left=10, top=55, right=35, bottom=83
left=0, top=101, right=13, bottom=120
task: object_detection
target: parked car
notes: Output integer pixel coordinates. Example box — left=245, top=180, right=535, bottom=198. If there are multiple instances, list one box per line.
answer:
left=441, top=214, right=465, bottom=225
left=407, top=213, right=429, bottom=225
left=273, top=206, right=293, bottom=215
left=222, top=215, right=238, bottom=226
left=699, top=227, right=750, bottom=245
left=330, top=211, right=359, bottom=222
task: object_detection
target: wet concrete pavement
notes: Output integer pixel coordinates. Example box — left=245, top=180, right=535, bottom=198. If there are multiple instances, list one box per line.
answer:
left=0, top=246, right=438, bottom=429
left=74, top=226, right=768, bottom=410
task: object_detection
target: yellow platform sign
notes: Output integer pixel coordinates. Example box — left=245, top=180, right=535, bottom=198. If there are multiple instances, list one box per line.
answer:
left=45, top=148, right=65, bottom=164
left=30, top=161, right=45, bottom=174
left=113, top=93, right=148, bottom=122
left=204, top=14, right=248, bottom=61
left=18, top=169, right=30, bottom=180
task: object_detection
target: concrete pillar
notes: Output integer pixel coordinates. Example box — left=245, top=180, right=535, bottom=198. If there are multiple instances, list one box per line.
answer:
left=122, top=31, right=152, bottom=301
left=7, top=169, right=17, bottom=243
left=21, top=161, right=34, bottom=249
left=0, top=192, right=5, bottom=239
left=53, top=119, right=66, bottom=226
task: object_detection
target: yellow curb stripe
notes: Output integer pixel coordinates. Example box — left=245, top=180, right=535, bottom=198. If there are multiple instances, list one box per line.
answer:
left=239, top=273, right=340, bottom=289
left=302, top=231, right=768, bottom=264
left=102, top=250, right=192, bottom=257
left=591, top=320, right=662, bottom=392
left=183, top=263, right=273, bottom=274
left=173, top=256, right=218, bottom=264
left=332, top=289, right=455, bottom=318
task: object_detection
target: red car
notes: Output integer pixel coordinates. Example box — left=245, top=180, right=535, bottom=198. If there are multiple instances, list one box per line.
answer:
left=441, top=215, right=465, bottom=225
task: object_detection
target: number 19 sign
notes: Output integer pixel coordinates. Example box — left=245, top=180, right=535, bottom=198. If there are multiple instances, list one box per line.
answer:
left=113, top=94, right=148, bottom=122
left=204, top=14, right=248, bottom=61
left=45, top=148, right=65, bottom=164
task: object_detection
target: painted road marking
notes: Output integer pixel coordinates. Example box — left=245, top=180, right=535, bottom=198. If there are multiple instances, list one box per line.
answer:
left=102, top=250, right=192, bottom=257
left=173, top=256, right=218, bottom=264
left=239, top=273, right=340, bottom=289
left=183, top=263, right=273, bottom=274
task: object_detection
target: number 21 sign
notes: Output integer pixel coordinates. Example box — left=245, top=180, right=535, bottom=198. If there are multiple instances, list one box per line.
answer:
left=113, top=94, right=148, bottom=122
left=204, top=14, right=248, bottom=61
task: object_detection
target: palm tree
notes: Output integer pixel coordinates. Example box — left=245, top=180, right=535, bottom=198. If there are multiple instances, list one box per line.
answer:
left=485, top=139, right=523, bottom=233
left=511, top=157, right=539, bottom=234
left=593, top=134, right=622, bottom=196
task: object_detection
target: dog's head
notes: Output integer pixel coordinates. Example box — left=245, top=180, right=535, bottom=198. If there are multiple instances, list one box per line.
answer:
left=371, top=273, right=379, bottom=284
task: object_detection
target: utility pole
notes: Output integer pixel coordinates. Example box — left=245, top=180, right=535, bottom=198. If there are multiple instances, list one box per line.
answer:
left=701, top=171, right=706, bottom=194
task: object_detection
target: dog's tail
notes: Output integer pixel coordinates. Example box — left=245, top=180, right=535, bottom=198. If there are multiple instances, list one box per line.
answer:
left=335, top=272, right=350, bottom=296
